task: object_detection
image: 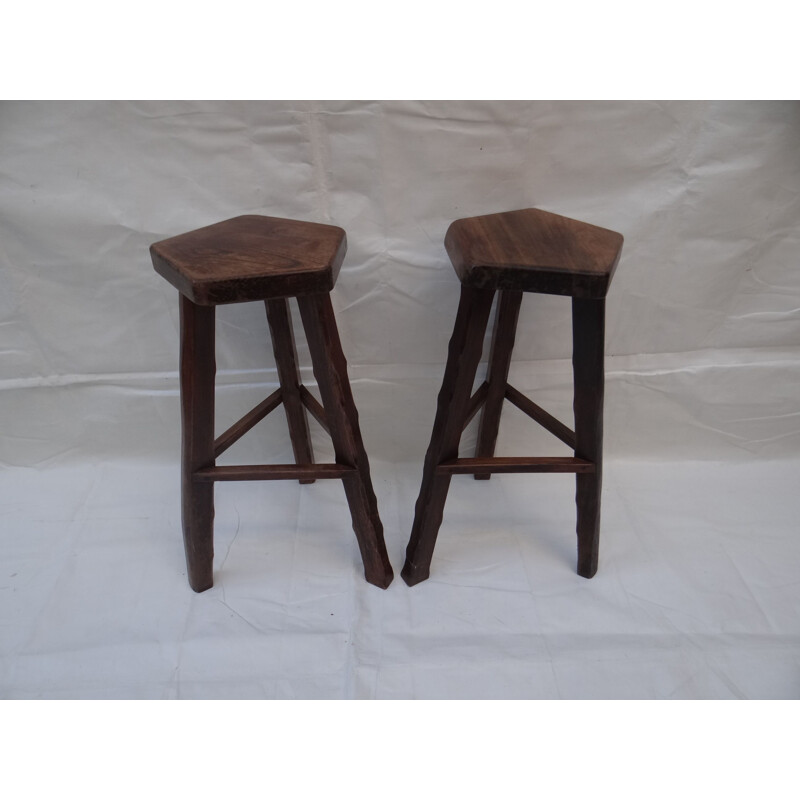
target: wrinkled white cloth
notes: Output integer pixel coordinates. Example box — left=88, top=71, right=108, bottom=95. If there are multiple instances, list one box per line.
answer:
left=0, top=101, right=798, bottom=698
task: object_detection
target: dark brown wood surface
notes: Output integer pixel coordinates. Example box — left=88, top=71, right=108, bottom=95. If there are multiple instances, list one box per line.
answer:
left=402, top=284, right=496, bottom=586
left=151, top=215, right=347, bottom=305
left=474, top=290, right=523, bottom=478
left=214, top=388, right=282, bottom=458
left=195, top=464, right=354, bottom=481
left=180, top=296, right=216, bottom=592
left=298, top=293, right=394, bottom=589
left=445, top=208, right=623, bottom=298
left=504, top=384, right=576, bottom=450
left=461, top=381, right=489, bottom=432
left=265, top=298, right=315, bottom=483
left=437, top=457, right=594, bottom=475
left=573, top=297, right=605, bottom=578
left=299, top=385, right=329, bottom=434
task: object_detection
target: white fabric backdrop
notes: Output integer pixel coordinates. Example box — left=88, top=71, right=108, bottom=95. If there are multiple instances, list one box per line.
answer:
left=1, top=101, right=798, bottom=698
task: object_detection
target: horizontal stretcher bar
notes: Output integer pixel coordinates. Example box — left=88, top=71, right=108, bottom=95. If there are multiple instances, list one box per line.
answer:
left=436, top=456, right=595, bottom=475
left=194, top=463, right=356, bottom=482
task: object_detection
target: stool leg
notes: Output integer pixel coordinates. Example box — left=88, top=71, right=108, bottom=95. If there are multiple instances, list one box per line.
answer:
left=402, top=285, right=496, bottom=585
left=265, top=298, right=315, bottom=484
left=297, top=293, right=394, bottom=589
left=180, top=295, right=216, bottom=592
left=474, top=290, right=523, bottom=479
left=572, top=297, right=605, bottom=578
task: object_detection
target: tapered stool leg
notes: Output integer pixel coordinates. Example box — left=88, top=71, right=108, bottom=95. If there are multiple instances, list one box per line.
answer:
left=265, top=298, right=315, bottom=484
left=297, top=293, right=394, bottom=589
left=474, top=290, right=523, bottom=479
left=180, top=296, right=216, bottom=592
left=402, top=285, right=496, bottom=585
left=572, top=297, right=605, bottom=578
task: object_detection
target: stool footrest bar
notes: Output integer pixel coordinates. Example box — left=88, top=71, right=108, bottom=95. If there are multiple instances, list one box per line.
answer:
left=436, top=456, right=595, bottom=475
left=504, top=384, right=577, bottom=450
left=195, top=463, right=355, bottom=482
left=213, top=388, right=283, bottom=457
left=462, top=381, right=489, bottom=431
left=299, top=385, right=330, bottom=434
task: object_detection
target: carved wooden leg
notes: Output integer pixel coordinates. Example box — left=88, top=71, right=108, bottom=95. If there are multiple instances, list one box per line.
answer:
left=474, top=290, right=523, bottom=479
left=402, top=285, right=496, bottom=585
left=265, top=298, right=315, bottom=484
left=180, top=295, right=216, bottom=592
left=297, top=293, right=393, bottom=589
left=572, top=297, right=605, bottom=578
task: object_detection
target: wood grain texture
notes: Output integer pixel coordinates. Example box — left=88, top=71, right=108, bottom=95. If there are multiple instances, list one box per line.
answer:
left=573, top=297, right=605, bottom=578
left=265, top=298, right=315, bottom=483
left=445, top=208, right=623, bottom=298
left=474, top=290, right=523, bottom=479
left=151, top=215, right=347, bottom=305
left=402, top=284, right=496, bottom=586
left=298, top=293, right=394, bottom=590
left=180, top=296, right=216, bottom=593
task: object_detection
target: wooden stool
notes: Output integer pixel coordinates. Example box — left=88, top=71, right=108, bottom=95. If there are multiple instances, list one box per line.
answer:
left=402, top=208, right=623, bottom=586
left=150, top=215, right=393, bottom=592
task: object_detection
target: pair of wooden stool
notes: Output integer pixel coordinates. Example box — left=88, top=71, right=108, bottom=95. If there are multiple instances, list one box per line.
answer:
left=151, top=209, right=623, bottom=592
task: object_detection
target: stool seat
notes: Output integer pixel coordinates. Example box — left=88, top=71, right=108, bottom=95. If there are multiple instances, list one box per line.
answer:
left=151, top=215, right=347, bottom=305
left=445, top=207, right=623, bottom=298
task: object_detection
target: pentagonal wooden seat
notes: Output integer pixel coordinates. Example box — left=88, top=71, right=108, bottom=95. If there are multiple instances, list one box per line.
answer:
left=403, top=207, right=624, bottom=586
left=445, top=207, right=623, bottom=298
left=151, top=215, right=392, bottom=593
left=151, top=215, right=347, bottom=305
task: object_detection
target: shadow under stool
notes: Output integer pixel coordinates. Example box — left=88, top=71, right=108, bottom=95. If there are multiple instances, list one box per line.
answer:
left=402, top=208, right=624, bottom=586
left=151, top=215, right=393, bottom=592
